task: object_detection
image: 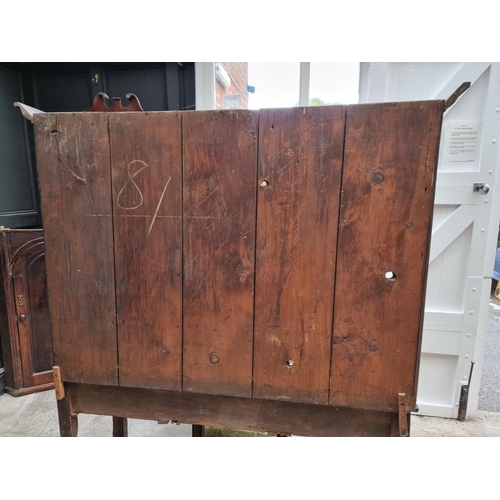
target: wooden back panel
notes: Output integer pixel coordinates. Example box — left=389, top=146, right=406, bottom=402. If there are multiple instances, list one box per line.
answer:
left=34, top=113, right=118, bottom=385
left=253, top=106, right=345, bottom=404
left=330, top=101, right=443, bottom=411
left=34, top=102, right=442, bottom=412
left=182, top=110, right=258, bottom=397
left=109, top=112, right=182, bottom=391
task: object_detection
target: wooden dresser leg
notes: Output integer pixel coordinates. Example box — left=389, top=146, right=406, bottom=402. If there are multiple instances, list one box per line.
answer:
left=56, top=396, right=78, bottom=437
left=391, top=393, right=409, bottom=437
left=54, top=367, right=78, bottom=437
left=192, top=425, right=205, bottom=437
left=113, top=417, right=128, bottom=437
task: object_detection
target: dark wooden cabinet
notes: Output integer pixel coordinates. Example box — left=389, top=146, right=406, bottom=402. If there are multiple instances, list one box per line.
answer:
left=0, top=229, right=53, bottom=395
left=32, top=102, right=443, bottom=436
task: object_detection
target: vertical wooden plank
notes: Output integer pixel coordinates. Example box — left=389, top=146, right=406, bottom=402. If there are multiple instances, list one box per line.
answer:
left=109, top=112, right=182, bottom=391
left=253, top=106, right=345, bottom=404
left=34, top=113, right=118, bottom=386
left=183, top=110, right=258, bottom=397
left=330, top=101, right=443, bottom=411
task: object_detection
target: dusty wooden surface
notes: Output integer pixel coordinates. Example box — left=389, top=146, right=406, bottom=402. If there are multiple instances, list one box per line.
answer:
left=33, top=104, right=443, bottom=434
left=70, top=383, right=394, bottom=437
left=182, top=110, right=258, bottom=397
left=110, top=112, right=182, bottom=391
left=329, top=101, right=443, bottom=412
left=253, top=106, right=345, bottom=404
left=34, top=113, right=118, bottom=386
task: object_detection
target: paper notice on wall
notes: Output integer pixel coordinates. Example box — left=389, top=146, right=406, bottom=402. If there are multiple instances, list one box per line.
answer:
left=441, top=120, right=481, bottom=170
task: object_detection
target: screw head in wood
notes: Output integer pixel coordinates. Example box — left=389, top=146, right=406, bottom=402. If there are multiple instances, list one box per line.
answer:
left=209, top=353, right=220, bottom=364
left=286, top=359, right=295, bottom=368
left=261, top=180, right=269, bottom=188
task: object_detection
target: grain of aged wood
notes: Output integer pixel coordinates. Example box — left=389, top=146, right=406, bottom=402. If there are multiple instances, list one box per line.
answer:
left=56, top=385, right=78, bottom=437
left=30, top=102, right=444, bottom=437
left=398, top=393, right=409, bottom=436
left=34, top=113, right=118, bottom=386
left=53, top=366, right=65, bottom=400
left=253, top=106, right=345, bottom=404
left=330, top=101, right=443, bottom=412
left=109, top=112, right=182, bottom=390
left=70, top=383, right=393, bottom=437
left=182, top=110, right=258, bottom=397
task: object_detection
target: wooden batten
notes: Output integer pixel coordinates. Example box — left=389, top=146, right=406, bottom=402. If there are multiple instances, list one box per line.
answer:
left=53, top=366, right=65, bottom=400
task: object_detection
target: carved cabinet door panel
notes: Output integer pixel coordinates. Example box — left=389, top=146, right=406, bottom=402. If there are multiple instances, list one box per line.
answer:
left=11, top=238, right=53, bottom=389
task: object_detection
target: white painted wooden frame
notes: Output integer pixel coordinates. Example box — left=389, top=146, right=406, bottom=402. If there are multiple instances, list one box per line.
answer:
left=195, top=62, right=312, bottom=111
left=195, top=62, right=216, bottom=110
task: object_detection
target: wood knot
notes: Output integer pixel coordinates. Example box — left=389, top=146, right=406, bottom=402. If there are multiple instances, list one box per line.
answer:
left=332, top=335, right=346, bottom=344
left=371, top=171, right=386, bottom=185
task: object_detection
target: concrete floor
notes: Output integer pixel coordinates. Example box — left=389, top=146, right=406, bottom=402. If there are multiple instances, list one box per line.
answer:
left=1, top=300, right=499, bottom=437
left=479, top=300, right=500, bottom=411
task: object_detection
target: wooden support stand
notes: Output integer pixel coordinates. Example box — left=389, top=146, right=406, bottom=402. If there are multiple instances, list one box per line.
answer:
left=52, top=381, right=414, bottom=437
left=192, top=425, right=205, bottom=437
left=55, top=382, right=78, bottom=438
left=112, top=417, right=128, bottom=437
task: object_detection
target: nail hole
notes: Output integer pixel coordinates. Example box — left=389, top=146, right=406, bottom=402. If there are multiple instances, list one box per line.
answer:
left=286, top=359, right=295, bottom=368
left=261, top=180, right=270, bottom=188
left=385, top=271, right=397, bottom=281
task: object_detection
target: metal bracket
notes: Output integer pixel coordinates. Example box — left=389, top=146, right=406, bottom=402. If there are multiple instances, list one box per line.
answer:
left=473, top=183, right=490, bottom=195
